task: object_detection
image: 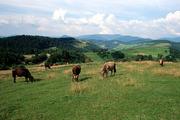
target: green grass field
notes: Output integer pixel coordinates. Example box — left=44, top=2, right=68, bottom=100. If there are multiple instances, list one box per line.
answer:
left=0, top=61, right=180, bottom=120
left=120, top=43, right=170, bottom=57
left=85, top=52, right=103, bottom=62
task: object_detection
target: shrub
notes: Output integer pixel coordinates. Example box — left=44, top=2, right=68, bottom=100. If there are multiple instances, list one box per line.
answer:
left=0, top=50, right=25, bottom=69
left=47, top=50, right=90, bottom=64
left=31, top=53, right=48, bottom=64
left=111, top=51, right=125, bottom=60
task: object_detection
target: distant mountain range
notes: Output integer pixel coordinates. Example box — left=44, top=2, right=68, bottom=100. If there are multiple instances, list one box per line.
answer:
left=76, top=34, right=180, bottom=50
left=77, top=34, right=180, bottom=42
left=161, top=37, right=180, bottom=42
left=77, top=34, right=151, bottom=43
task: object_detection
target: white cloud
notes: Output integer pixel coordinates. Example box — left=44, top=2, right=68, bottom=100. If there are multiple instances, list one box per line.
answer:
left=88, top=13, right=105, bottom=25
left=93, top=11, right=180, bottom=38
left=52, top=8, right=67, bottom=21
left=0, top=19, right=9, bottom=25
left=0, top=10, right=180, bottom=38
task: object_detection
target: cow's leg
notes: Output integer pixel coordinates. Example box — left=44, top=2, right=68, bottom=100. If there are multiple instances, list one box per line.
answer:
left=102, top=72, right=104, bottom=78
left=25, top=77, right=28, bottom=82
left=13, top=76, right=16, bottom=83
left=110, top=70, right=113, bottom=76
left=29, top=78, right=33, bottom=82
left=105, top=71, right=108, bottom=77
left=76, top=75, right=79, bottom=82
left=72, top=74, right=75, bottom=82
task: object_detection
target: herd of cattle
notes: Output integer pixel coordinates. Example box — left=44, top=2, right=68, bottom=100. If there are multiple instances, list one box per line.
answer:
left=12, top=59, right=164, bottom=83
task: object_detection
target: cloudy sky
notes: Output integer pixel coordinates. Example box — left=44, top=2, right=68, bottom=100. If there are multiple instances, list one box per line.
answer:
left=0, top=0, right=180, bottom=38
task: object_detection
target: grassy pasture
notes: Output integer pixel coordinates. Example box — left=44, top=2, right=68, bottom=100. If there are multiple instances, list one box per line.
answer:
left=85, top=52, right=103, bottom=62
left=121, top=43, right=170, bottom=57
left=0, top=61, right=180, bottom=120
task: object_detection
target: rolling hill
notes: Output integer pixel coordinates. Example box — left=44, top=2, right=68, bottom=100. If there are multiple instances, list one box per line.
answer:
left=0, top=34, right=180, bottom=62
left=77, top=34, right=180, bottom=58
left=0, top=35, right=101, bottom=54
left=77, top=34, right=152, bottom=50
left=114, top=40, right=171, bottom=57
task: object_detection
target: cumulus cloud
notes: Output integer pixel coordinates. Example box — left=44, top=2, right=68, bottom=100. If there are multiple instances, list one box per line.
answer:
left=88, top=11, right=180, bottom=38
left=0, top=19, right=9, bottom=25
left=0, top=10, right=180, bottom=38
left=88, top=13, right=105, bottom=25
left=52, top=8, right=67, bottom=21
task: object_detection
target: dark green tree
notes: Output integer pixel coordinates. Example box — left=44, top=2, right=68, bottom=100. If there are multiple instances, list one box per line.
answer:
left=111, top=51, right=125, bottom=60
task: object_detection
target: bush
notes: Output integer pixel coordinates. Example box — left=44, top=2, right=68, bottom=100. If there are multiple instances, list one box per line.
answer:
left=157, top=54, right=163, bottom=59
left=47, top=50, right=90, bottom=64
left=121, top=57, right=131, bottom=62
left=0, top=50, right=25, bottom=69
left=31, top=53, right=48, bottom=64
left=164, top=55, right=176, bottom=62
left=97, top=51, right=112, bottom=60
left=97, top=50, right=125, bottom=61
left=133, top=54, right=154, bottom=61
left=0, top=64, right=10, bottom=70
left=111, top=51, right=125, bottom=60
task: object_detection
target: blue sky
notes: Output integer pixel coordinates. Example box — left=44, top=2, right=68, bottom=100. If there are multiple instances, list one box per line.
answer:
left=0, top=0, right=180, bottom=38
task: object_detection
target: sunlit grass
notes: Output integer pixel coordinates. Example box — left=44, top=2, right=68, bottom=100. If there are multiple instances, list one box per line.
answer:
left=0, top=61, right=180, bottom=120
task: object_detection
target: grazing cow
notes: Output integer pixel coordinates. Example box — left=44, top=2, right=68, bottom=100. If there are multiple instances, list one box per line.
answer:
left=101, top=61, right=116, bottom=78
left=12, top=67, right=34, bottom=83
left=72, top=65, right=81, bottom=82
left=44, top=62, right=52, bottom=70
left=159, top=59, right=164, bottom=67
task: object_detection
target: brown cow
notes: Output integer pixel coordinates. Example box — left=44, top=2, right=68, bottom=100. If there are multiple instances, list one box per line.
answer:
left=12, top=67, right=34, bottom=83
left=72, top=65, right=81, bottom=82
left=159, top=59, right=164, bottom=67
left=101, top=61, right=116, bottom=78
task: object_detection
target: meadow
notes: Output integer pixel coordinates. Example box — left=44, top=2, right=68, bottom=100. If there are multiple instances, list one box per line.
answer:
left=121, top=42, right=170, bottom=57
left=0, top=61, right=180, bottom=120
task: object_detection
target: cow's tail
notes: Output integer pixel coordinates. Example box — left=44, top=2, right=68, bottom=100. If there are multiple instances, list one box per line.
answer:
left=114, top=64, right=116, bottom=73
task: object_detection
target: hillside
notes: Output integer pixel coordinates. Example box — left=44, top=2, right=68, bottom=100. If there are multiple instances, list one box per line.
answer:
left=77, top=34, right=150, bottom=49
left=0, top=35, right=100, bottom=54
left=84, top=52, right=104, bottom=62
left=78, top=35, right=180, bottom=59
left=116, top=40, right=171, bottom=57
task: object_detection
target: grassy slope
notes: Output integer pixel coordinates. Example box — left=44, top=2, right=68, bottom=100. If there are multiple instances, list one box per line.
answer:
left=118, top=43, right=170, bottom=57
left=0, top=62, right=180, bottom=120
left=85, top=52, right=103, bottom=62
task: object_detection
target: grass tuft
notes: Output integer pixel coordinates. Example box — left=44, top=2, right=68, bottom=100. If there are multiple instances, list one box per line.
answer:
left=123, top=78, right=136, bottom=87
left=70, top=82, right=90, bottom=94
